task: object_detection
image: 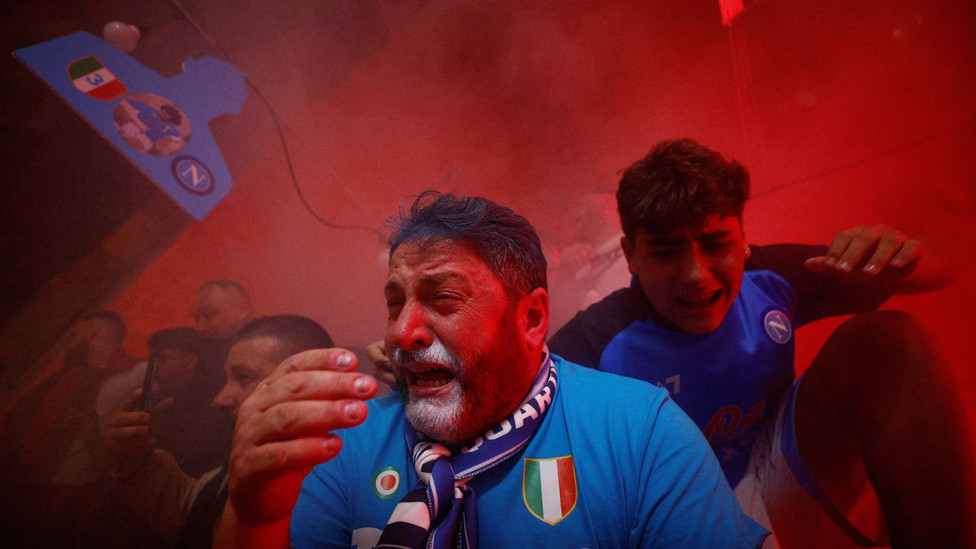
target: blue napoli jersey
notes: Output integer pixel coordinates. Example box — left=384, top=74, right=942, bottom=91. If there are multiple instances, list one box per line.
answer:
left=598, top=271, right=798, bottom=487
left=291, top=357, right=766, bottom=549
left=549, top=244, right=897, bottom=488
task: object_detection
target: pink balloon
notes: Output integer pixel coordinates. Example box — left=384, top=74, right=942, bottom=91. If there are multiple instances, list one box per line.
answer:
left=103, top=21, right=141, bottom=53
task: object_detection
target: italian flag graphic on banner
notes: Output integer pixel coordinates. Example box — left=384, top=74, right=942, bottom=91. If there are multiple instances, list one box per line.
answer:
left=69, top=55, right=127, bottom=100
left=523, top=456, right=577, bottom=524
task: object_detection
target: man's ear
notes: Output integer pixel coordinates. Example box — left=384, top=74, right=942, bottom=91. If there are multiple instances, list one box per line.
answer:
left=621, top=235, right=638, bottom=275
left=520, top=287, right=549, bottom=351
left=239, top=302, right=254, bottom=322
left=738, top=219, right=749, bottom=259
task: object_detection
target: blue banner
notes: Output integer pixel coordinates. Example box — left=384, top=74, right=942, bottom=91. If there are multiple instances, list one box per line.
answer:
left=14, top=31, right=247, bottom=220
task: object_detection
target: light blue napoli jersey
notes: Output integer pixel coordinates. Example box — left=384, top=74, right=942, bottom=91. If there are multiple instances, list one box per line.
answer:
left=291, top=356, right=766, bottom=549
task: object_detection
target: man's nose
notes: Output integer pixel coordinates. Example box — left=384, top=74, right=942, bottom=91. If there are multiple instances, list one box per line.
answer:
left=211, top=385, right=233, bottom=409
left=681, top=247, right=709, bottom=284
left=389, top=299, right=433, bottom=351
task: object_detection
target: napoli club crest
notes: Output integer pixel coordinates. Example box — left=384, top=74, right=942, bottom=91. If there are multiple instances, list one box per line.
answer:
left=763, top=309, right=792, bottom=344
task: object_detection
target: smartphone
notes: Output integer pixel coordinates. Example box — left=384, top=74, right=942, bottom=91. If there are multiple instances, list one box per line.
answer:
left=137, top=351, right=158, bottom=411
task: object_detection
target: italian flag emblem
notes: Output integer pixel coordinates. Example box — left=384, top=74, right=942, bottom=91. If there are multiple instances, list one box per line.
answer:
left=68, top=55, right=128, bottom=101
left=523, top=456, right=577, bottom=524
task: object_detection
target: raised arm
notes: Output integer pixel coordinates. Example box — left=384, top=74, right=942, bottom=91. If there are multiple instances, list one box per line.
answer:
left=365, top=340, right=397, bottom=388
left=103, top=390, right=198, bottom=542
left=213, top=349, right=377, bottom=549
left=802, top=224, right=955, bottom=294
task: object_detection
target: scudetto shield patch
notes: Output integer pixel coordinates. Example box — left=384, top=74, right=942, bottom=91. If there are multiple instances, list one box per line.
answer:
left=523, top=456, right=577, bottom=524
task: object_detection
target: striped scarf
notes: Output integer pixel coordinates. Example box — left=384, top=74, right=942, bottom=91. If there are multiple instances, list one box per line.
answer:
left=377, top=354, right=558, bottom=549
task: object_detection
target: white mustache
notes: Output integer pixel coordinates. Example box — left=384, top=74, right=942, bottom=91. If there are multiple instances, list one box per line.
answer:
left=390, top=337, right=461, bottom=373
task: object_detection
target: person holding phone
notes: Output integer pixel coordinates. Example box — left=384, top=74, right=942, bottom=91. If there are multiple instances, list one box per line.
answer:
left=143, top=327, right=232, bottom=478
left=102, top=315, right=335, bottom=548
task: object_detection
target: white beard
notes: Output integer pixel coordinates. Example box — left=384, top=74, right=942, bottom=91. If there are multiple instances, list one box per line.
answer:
left=404, top=382, right=464, bottom=442
left=391, top=337, right=468, bottom=443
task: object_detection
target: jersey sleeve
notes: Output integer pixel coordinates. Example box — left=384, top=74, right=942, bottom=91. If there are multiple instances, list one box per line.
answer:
left=747, top=244, right=896, bottom=327
left=290, top=397, right=407, bottom=549
left=290, top=456, right=354, bottom=549
left=633, top=394, right=768, bottom=549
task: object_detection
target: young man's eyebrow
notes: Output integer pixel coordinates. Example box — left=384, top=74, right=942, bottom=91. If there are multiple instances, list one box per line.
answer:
left=644, top=229, right=732, bottom=246
left=696, top=230, right=732, bottom=242
left=645, top=234, right=684, bottom=246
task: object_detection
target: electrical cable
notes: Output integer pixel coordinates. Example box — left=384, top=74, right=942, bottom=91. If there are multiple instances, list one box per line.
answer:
left=166, top=0, right=385, bottom=240
left=753, top=120, right=976, bottom=199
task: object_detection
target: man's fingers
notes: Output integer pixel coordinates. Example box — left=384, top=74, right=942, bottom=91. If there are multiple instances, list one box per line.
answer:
left=151, top=396, right=175, bottom=413
left=825, top=224, right=914, bottom=273
left=121, top=388, right=144, bottom=412
left=240, top=346, right=376, bottom=414
left=833, top=226, right=882, bottom=272
left=276, top=348, right=359, bottom=376
left=233, top=435, right=344, bottom=479
left=889, top=238, right=921, bottom=268
left=242, top=399, right=369, bottom=446
left=247, top=369, right=377, bottom=413
left=814, top=225, right=921, bottom=278
left=258, top=348, right=359, bottom=387
left=804, top=256, right=829, bottom=273
left=364, top=341, right=387, bottom=366
left=108, top=423, right=151, bottom=441
left=861, top=234, right=900, bottom=274
left=825, top=228, right=858, bottom=268
left=375, top=367, right=397, bottom=387
left=365, top=341, right=398, bottom=388
left=108, top=410, right=151, bottom=431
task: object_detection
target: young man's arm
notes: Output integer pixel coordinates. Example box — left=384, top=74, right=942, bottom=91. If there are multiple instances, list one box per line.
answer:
left=747, top=224, right=956, bottom=327
left=801, top=224, right=955, bottom=294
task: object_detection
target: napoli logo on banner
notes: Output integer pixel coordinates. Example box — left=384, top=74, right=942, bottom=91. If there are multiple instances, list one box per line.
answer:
left=523, top=456, right=577, bottom=524
left=763, top=309, right=793, bottom=344
left=13, top=31, right=247, bottom=220
left=372, top=466, right=401, bottom=499
left=172, top=156, right=215, bottom=195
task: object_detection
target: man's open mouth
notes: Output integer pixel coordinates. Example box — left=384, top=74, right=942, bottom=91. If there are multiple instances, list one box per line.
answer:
left=408, top=364, right=456, bottom=388
left=676, top=289, right=721, bottom=310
